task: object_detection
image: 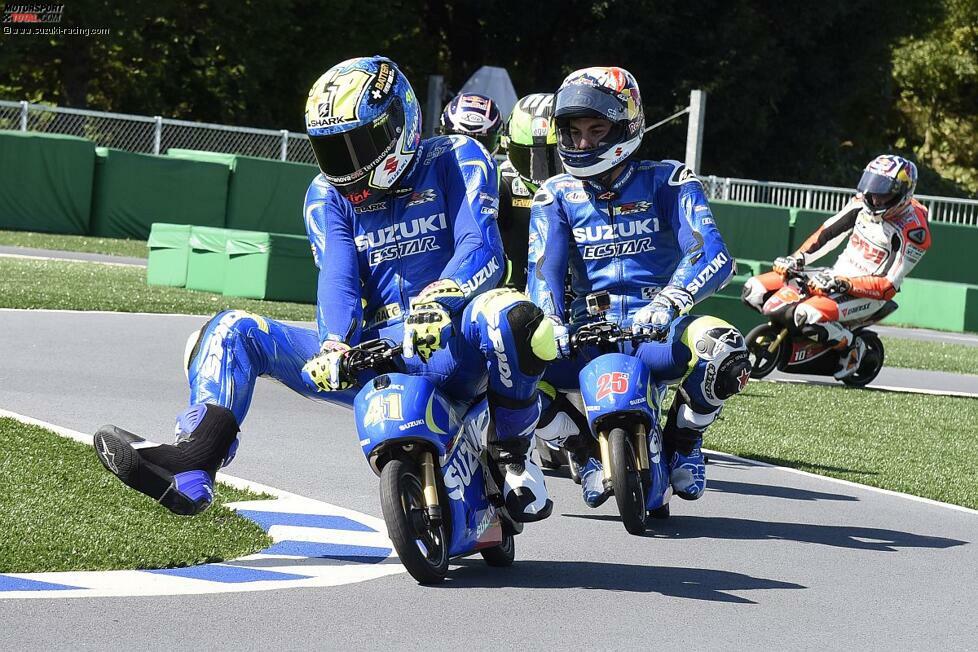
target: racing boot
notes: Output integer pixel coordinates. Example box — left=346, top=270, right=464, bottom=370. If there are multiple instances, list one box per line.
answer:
left=535, top=386, right=591, bottom=472
left=579, top=457, right=612, bottom=508
left=834, top=338, right=866, bottom=380
left=489, top=436, right=553, bottom=523
left=94, top=403, right=239, bottom=516
left=663, top=397, right=711, bottom=500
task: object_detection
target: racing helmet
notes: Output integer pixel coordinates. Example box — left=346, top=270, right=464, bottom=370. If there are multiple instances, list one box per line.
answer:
left=438, top=93, right=503, bottom=154
left=305, top=56, right=422, bottom=205
left=554, top=67, right=644, bottom=179
left=503, top=93, right=563, bottom=185
left=856, top=155, right=918, bottom=220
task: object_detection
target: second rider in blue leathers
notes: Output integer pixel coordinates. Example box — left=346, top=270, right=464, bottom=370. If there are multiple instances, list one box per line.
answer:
left=94, top=56, right=556, bottom=523
left=528, top=67, right=751, bottom=507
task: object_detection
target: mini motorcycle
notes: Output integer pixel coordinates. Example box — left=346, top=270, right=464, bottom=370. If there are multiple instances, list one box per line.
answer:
left=345, top=339, right=519, bottom=584
left=569, top=292, right=673, bottom=535
left=744, top=267, right=893, bottom=387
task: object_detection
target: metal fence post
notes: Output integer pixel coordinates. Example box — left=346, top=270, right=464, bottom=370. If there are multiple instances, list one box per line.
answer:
left=424, top=75, right=445, bottom=138
left=279, top=130, right=289, bottom=161
left=684, top=90, right=706, bottom=172
left=19, top=100, right=28, bottom=131
left=153, top=116, right=162, bottom=155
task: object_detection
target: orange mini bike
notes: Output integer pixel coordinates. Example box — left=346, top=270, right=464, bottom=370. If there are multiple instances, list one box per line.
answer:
left=743, top=268, right=894, bottom=387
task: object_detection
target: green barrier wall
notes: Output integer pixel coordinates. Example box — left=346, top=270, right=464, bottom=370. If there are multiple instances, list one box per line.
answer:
left=167, top=149, right=316, bottom=236
left=710, top=200, right=792, bottom=262
left=789, top=209, right=836, bottom=256
left=225, top=156, right=316, bottom=235
left=186, top=226, right=234, bottom=293
left=910, top=222, right=978, bottom=285
left=0, top=131, right=95, bottom=234
left=90, top=148, right=229, bottom=239
left=225, top=231, right=316, bottom=302
left=146, top=223, right=192, bottom=287
left=695, top=292, right=765, bottom=336
left=882, top=277, right=978, bottom=332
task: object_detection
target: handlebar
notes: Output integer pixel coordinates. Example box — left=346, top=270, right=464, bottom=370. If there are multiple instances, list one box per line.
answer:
left=342, top=339, right=402, bottom=375
left=570, top=320, right=658, bottom=351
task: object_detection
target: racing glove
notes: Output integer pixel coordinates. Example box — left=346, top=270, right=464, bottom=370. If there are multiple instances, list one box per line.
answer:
left=807, top=271, right=843, bottom=296
left=403, top=303, right=453, bottom=362
left=414, top=278, right=467, bottom=315
left=543, top=315, right=571, bottom=359
left=633, top=286, right=693, bottom=339
left=773, top=254, right=804, bottom=276
left=302, top=340, right=353, bottom=392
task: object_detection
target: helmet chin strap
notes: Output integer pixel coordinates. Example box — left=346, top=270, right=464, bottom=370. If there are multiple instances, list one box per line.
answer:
left=592, top=162, right=628, bottom=188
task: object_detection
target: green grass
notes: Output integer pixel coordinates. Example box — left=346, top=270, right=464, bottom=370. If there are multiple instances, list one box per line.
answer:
left=0, top=256, right=315, bottom=321
left=880, top=337, right=978, bottom=376
left=0, top=230, right=147, bottom=259
left=706, top=381, right=978, bottom=509
left=0, top=417, right=273, bottom=573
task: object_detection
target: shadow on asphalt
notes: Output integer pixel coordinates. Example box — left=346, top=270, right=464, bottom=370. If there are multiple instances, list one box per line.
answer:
left=562, top=514, right=968, bottom=552
left=443, top=559, right=804, bottom=602
left=706, top=479, right=859, bottom=502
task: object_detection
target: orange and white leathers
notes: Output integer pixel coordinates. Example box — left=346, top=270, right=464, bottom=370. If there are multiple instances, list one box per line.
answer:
left=743, top=197, right=931, bottom=345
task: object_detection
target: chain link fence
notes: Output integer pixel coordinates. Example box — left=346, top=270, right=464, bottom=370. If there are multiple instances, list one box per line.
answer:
left=3, top=98, right=977, bottom=224
left=0, top=100, right=316, bottom=164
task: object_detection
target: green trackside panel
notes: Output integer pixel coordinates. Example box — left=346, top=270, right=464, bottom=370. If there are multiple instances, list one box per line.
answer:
left=909, top=222, right=978, bottom=285
left=709, top=200, right=792, bottom=262
left=186, top=226, right=234, bottom=294
left=882, top=278, right=970, bottom=331
left=789, top=209, right=842, bottom=259
left=90, top=148, right=229, bottom=239
left=734, top=259, right=763, bottom=277
left=224, top=156, right=318, bottom=236
left=0, top=130, right=95, bottom=234
left=694, top=293, right=766, bottom=336
left=966, top=288, right=978, bottom=334
left=224, top=231, right=316, bottom=303
left=146, top=222, right=192, bottom=287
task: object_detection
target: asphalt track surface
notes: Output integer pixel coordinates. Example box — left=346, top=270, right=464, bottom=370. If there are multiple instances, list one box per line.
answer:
left=1, top=310, right=976, bottom=650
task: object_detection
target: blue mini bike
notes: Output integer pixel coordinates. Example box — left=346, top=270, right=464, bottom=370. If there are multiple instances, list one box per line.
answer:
left=345, top=340, right=519, bottom=584
left=571, top=293, right=673, bottom=535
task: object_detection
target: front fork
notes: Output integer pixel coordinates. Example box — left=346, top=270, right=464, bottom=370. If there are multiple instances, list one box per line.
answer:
left=598, top=424, right=651, bottom=489
left=420, top=451, right=442, bottom=526
left=767, top=327, right=789, bottom=353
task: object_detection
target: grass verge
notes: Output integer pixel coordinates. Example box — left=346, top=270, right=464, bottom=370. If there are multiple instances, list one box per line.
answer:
left=706, top=381, right=978, bottom=509
left=0, top=417, right=273, bottom=573
left=0, top=230, right=147, bottom=259
left=880, top=336, right=978, bottom=376
left=1, top=256, right=976, bottom=375
left=0, top=256, right=314, bottom=321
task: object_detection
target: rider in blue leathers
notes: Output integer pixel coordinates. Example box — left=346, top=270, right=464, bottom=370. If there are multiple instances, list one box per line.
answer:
left=528, top=67, right=751, bottom=507
left=94, top=56, right=556, bottom=523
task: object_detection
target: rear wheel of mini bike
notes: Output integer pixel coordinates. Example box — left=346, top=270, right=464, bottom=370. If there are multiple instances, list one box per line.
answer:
left=568, top=450, right=582, bottom=484
left=746, top=323, right=787, bottom=379
left=380, top=458, right=449, bottom=584
left=479, top=531, right=516, bottom=567
left=648, top=503, right=670, bottom=520
left=609, top=427, right=647, bottom=535
left=842, top=332, right=885, bottom=388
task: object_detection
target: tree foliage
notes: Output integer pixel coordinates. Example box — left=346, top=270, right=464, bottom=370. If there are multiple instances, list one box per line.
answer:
left=1, top=0, right=974, bottom=197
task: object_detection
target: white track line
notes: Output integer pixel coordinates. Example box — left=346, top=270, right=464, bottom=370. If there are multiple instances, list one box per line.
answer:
left=757, top=377, right=978, bottom=399
left=0, top=252, right=144, bottom=267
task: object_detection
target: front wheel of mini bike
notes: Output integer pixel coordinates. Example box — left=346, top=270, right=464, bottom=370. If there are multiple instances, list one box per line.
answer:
left=609, top=427, right=647, bottom=535
left=746, top=323, right=787, bottom=379
left=380, top=458, right=449, bottom=584
left=479, top=532, right=515, bottom=567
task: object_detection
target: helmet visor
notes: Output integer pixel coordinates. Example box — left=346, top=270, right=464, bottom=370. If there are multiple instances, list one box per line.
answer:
left=310, top=100, right=403, bottom=184
left=554, top=84, right=626, bottom=122
left=508, top=142, right=562, bottom=183
left=857, top=170, right=900, bottom=196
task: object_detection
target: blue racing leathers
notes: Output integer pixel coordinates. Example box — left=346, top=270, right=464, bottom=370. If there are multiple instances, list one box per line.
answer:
left=528, top=160, right=750, bottom=498
left=187, top=136, right=549, bottom=464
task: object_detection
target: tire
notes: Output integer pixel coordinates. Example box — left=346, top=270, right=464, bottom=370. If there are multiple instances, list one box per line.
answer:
left=568, top=450, right=582, bottom=485
left=536, top=437, right=564, bottom=470
left=380, top=458, right=449, bottom=584
left=842, top=332, right=885, bottom=387
left=608, top=427, right=647, bottom=535
left=479, top=531, right=515, bottom=567
left=648, top=503, right=670, bottom=520
left=746, top=323, right=786, bottom=379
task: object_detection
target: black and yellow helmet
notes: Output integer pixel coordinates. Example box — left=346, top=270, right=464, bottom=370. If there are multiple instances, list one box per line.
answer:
left=503, top=93, right=563, bottom=185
